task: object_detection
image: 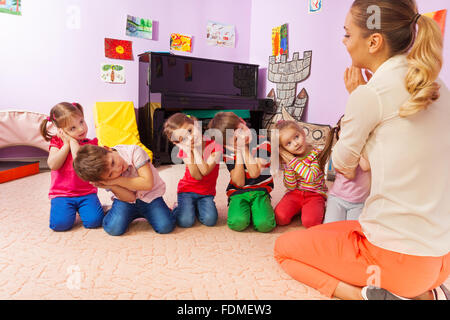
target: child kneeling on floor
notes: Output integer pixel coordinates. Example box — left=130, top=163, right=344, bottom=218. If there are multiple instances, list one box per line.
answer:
left=274, top=120, right=328, bottom=228
left=208, top=112, right=276, bottom=233
left=73, top=144, right=175, bottom=236
left=163, top=113, right=222, bottom=228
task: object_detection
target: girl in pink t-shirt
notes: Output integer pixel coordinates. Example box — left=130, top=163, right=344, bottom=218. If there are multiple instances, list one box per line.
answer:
left=323, top=117, right=371, bottom=223
left=40, top=102, right=103, bottom=231
left=163, top=113, right=223, bottom=228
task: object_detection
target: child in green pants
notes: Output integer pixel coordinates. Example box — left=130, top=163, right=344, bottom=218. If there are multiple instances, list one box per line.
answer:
left=207, top=112, right=276, bottom=233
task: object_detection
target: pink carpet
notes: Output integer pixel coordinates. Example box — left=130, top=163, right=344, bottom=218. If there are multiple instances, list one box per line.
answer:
left=0, top=164, right=448, bottom=300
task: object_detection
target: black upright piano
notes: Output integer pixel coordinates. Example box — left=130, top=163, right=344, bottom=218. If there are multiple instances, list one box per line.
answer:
left=137, top=52, right=273, bottom=166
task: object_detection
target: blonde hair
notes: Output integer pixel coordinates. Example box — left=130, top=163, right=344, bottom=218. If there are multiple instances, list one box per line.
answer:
left=351, top=0, right=443, bottom=117
left=73, top=144, right=110, bottom=182
left=403, top=15, right=443, bottom=117
left=163, top=113, right=198, bottom=143
left=40, top=102, right=84, bottom=141
left=276, top=120, right=339, bottom=172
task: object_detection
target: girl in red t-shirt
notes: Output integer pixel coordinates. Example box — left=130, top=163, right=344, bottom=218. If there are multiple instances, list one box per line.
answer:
left=163, top=113, right=222, bottom=228
left=40, top=102, right=104, bottom=231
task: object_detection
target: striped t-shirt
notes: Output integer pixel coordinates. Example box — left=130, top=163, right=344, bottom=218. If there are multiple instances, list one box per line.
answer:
left=224, top=135, right=274, bottom=197
left=283, top=148, right=328, bottom=197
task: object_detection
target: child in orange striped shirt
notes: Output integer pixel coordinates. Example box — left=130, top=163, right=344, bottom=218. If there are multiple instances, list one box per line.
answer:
left=274, top=120, right=329, bottom=228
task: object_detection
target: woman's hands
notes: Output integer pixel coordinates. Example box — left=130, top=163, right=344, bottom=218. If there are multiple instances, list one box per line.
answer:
left=344, top=66, right=373, bottom=94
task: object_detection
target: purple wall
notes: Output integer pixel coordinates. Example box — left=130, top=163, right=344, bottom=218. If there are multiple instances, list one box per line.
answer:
left=249, top=0, right=450, bottom=126
left=0, top=0, right=252, bottom=140
left=1, top=0, right=448, bottom=151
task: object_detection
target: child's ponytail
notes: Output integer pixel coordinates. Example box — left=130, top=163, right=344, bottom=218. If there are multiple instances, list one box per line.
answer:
left=40, top=114, right=53, bottom=142
left=318, top=115, right=342, bottom=172
left=317, top=126, right=338, bottom=172
left=402, top=15, right=443, bottom=117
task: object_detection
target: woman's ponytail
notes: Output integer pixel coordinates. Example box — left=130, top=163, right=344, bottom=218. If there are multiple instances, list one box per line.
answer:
left=402, top=15, right=443, bottom=117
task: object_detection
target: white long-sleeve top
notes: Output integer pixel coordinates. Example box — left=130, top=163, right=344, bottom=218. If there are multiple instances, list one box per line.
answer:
left=332, top=54, right=450, bottom=257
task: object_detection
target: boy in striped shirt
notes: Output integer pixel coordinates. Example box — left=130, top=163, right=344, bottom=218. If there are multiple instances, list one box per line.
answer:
left=208, top=112, right=276, bottom=233
left=275, top=120, right=328, bottom=228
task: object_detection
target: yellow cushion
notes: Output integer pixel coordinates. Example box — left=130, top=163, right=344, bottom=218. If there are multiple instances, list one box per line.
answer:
left=94, top=101, right=153, bottom=161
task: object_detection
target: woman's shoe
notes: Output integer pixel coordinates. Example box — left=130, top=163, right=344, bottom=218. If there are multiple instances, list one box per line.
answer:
left=361, top=286, right=410, bottom=300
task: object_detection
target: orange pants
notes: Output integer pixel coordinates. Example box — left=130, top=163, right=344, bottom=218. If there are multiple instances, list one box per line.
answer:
left=274, top=220, right=450, bottom=298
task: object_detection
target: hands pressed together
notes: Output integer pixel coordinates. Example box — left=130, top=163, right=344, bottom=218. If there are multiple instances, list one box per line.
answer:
left=344, top=66, right=373, bottom=94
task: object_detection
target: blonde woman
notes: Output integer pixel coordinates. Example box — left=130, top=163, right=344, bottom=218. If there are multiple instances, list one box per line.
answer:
left=274, top=0, right=450, bottom=300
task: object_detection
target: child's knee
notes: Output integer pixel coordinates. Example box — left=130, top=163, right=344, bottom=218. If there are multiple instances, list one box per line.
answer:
left=176, top=212, right=195, bottom=228
left=102, top=215, right=127, bottom=236
left=301, top=214, right=323, bottom=228
left=50, top=219, right=74, bottom=232
left=227, top=215, right=250, bottom=231
left=254, top=219, right=276, bottom=233
left=154, top=219, right=176, bottom=234
left=82, top=214, right=104, bottom=229
left=200, top=212, right=218, bottom=227
left=274, top=208, right=292, bottom=226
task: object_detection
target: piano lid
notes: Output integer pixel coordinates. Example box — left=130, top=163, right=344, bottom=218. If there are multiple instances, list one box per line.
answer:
left=142, top=52, right=259, bottom=99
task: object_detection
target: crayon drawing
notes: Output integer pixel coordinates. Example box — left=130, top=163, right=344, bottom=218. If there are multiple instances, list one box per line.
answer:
left=126, top=15, right=153, bottom=40
left=0, top=0, right=21, bottom=16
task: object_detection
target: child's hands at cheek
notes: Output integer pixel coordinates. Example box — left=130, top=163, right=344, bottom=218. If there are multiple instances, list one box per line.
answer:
left=279, top=148, right=294, bottom=164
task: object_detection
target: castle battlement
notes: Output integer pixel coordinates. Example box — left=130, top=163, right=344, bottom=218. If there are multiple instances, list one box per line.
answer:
left=268, top=51, right=312, bottom=84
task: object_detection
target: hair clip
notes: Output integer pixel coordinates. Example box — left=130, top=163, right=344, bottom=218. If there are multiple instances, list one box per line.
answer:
left=46, top=116, right=51, bottom=121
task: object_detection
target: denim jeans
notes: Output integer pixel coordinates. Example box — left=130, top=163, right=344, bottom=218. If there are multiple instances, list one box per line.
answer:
left=103, top=197, right=175, bottom=236
left=172, top=192, right=218, bottom=228
left=50, top=193, right=104, bottom=231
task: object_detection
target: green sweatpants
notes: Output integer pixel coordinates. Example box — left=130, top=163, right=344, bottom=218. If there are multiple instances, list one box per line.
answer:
left=227, top=190, right=276, bottom=233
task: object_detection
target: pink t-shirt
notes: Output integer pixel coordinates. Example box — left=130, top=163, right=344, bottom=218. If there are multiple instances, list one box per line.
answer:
left=177, top=139, right=222, bottom=196
left=112, top=145, right=166, bottom=204
left=48, top=136, right=98, bottom=199
left=329, top=165, right=371, bottom=203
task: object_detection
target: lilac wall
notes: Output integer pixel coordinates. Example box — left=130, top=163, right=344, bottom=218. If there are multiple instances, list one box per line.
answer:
left=249, top=0, right=450, bottom=126
left=1, top=0, right=449, bottom=143
left=0, top=0, right=252, bottom=139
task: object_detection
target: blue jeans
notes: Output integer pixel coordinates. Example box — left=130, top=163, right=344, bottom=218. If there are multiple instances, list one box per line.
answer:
left=172, top=192, right=218, bottom=227
left=50, top=193, right=104, bottom=231
left=103, top=197, right=175, bottom=236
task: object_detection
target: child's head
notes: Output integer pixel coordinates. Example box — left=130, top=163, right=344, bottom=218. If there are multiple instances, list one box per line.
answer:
left=163, top=113, right=202, bottom=147
left=73, top=145, right=128, bottom=182
left=207, top=112, right=252, bottom=148
left=40, top=102, right=87, bottom=142
left=275, top=120, right=309, bottom=156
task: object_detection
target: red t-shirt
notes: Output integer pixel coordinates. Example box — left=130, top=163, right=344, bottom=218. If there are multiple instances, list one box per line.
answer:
left=177, top=139, right=222, bottom=196
left=48, top=136, right=98, bottom=199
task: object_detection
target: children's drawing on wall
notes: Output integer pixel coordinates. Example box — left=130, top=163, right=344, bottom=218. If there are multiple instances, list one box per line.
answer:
left=0, top=0, right=21, bottom=16
left=170, top=33, right=192, bottom=52
left=101, top=64, right=125, bottom=84
left=272, top=24, right=288, bottom=63
left=424, top=9, right=447, bottom=37
left=308, top=0, right=323, bottom=14
left=105, top=38, right=133, bottom=60
left=126, top=15, right=153, bottom=40
left=206, top=21, right=235, bottom=47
